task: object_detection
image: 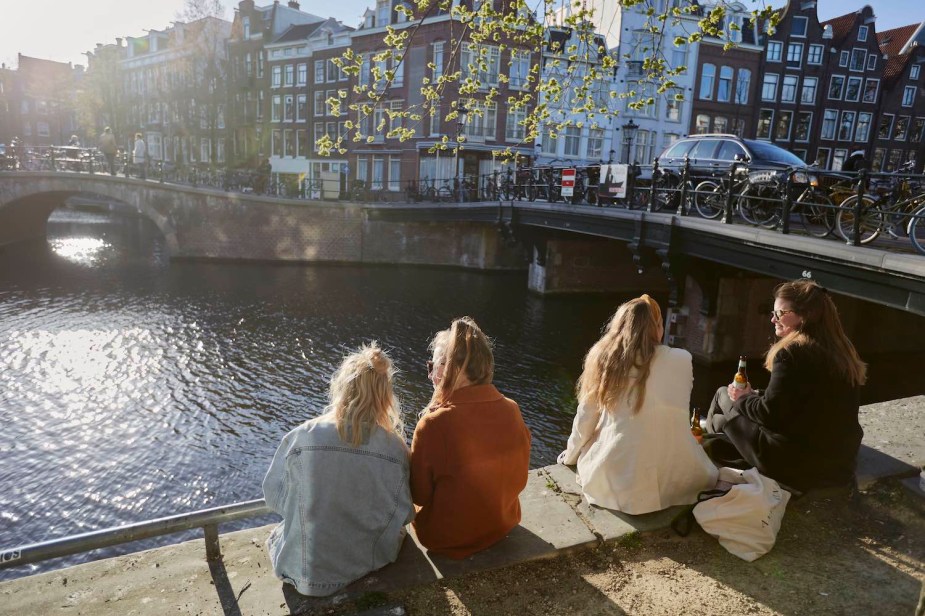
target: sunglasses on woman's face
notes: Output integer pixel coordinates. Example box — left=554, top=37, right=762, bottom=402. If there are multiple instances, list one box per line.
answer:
left=770, top=309, right=795, bottom=320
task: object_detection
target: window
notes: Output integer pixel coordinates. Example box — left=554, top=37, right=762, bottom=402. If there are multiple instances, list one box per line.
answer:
left=878, top=114, right=894, bottom=139
left=845, top=77, right=862, bottom=102
left=695, top=114, right=710, bottom=134
left=912, top=117, right=925, bottom=143
left=832, top=149, right=847, bottom=171
left=429, top=102, right=441, bottom=136
left=795, top=112, right=812, bottom=142
left=838, top=111, right=855, bottom=141
left=257, top=51, right=264, bottom=78
left=867, top=55, right=877, bottom=71
left=359, top=54, right=370, bottom=88
left=808, top=44, right=824, bottom=65
left=839, top=51, right=849, bottom=67
left=815, top=147, right=831, bottom=168
left=713, top=116, right=728, bottom=133
left=243, top=16, right=250, bottom=38
left=863, top=79, right=879, bottom=103
left=775, top=110, right=793, bottom=140
left=297, top=94, right=307, bottom=122
left=903, top=86, right=916, bottom=107
left=821, top=109, right=837, bottom=140
left=314, top=60, right=325, bottom=83
left=372, top=155, right=384, bottom=189
left=885, top=149, right=903, bottom=172
left=431, top=41, right=444, bottom=82
left=786, top=43, right=803, bottom=68
left=297, top=129, right=307, bottom=157
left=672, top=41, right=688, bottom=69
left=855, top=112, right=872, bottom=142
left=761, top=73, right=779, bottom=101
left=634, top=130, right=654, bottom=165
left=717, top=66, right=733, bottom=102
left=767, top=41, right=782, bottom=62
left=665, top=89, right=683, bottom=121
left=314, top=122, right=324, bottom=146
left=510, top=50, right=530, bottom=89
left=542, top=127, right=557, bottom=155
left=463, top=100, right=497, bottom=140
left=376, top=0, right=390, bottom=26
left=587, top=128, right=603, bottom=159
left=314, top=91, right=324, bottom=116
left=272, top=65, right=281, bottom=88
left=560, top=126, right=579, bottom=156
left=857, top=25, right=868, bottom=42
left=757, top=109, right=773, bottom=139
left=828, top=75, right=845, bottom=100
left=791, top=16, right=808, bottom=37
left=781, top=75, right=798, bottom=103
left=894, top=116, right=910, bottom=141
left=257, top=90, right=264, bottom=120
left=357, top=156, right=367, bottom=182
left=801, top=77, right=817, bottom=104
left=272, top=95, right=281, bottom=121
left=850, top=49, right=866, bottom=72
left=245, top=53, right=253, bottom=77
left=327, top=59, right=338, bottom=83
left=911, top=65, right=921, bottom=80
left=284, top=64, right=294, bottom=86
left=461, top=43, right=501, bottom=87
left=36, top=121, right=50, bottom=137
left=297, top=63, right=307, bottom=86
left=389, top=156, right=401, bottom=191
left=735, top=69, right=751, bottom=105
left=731, top=118, right=746, bottom=137
left=505, top=106, right=526, bottom=140
left=284, top=95, right=294, bottom=121
left=699, top=63, right=715, bottom=99
left=272, top=130, right=282, bottom=157
left=284, top=129, right=294, bottom=156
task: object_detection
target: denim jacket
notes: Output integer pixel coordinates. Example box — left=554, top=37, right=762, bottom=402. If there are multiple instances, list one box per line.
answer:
left=263, top=414, right=414, bottom=596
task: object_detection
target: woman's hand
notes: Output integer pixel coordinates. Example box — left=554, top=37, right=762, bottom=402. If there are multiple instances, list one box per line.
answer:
left=727, top=382, right=754, bottom=402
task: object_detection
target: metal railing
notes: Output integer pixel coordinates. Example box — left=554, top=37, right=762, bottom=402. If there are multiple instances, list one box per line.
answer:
left=0, top=499, right=271, bottom=572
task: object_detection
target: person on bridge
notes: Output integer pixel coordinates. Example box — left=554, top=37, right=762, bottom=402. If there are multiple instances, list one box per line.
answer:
left=557, top=295, right=717, bottom=514
left=262, top=342, right=413, bottom=597
left=132, top=132, right=147, bottom=179
left=98, top=127, right=117, bottom=175
left=411, top=317, right=531, bottom=559
left=702, top=279, right=866, bottom=492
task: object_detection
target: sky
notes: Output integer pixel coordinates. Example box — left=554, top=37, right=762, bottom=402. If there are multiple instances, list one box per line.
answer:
left=1, top=0, right=918, bottom=69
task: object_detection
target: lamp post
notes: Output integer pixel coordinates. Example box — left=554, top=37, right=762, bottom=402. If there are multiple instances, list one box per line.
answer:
left=454, top=104, right=469, bottom=202
left=608, top=149, right=615, bottom=164
left=621, top=119, right=638, bottom=164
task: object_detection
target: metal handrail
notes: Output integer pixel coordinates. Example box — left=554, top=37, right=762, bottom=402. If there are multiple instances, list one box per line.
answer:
left=0, top=499, right=271, bottom=571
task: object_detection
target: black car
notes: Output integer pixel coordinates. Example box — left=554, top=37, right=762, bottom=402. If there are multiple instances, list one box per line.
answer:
left=655, top=134, right=809, bottom=181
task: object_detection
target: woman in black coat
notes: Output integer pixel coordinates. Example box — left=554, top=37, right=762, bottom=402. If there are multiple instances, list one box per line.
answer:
left=704, top=279, right=867, bottom=491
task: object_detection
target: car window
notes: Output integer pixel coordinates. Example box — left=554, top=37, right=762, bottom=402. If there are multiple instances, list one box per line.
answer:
left=660, top=140, right=696, bottom=160
left=687, top=139, right=720, bottom=160
left=743, top=140, right=806, bottom=166
left=716, top=141, right=748, bottom=162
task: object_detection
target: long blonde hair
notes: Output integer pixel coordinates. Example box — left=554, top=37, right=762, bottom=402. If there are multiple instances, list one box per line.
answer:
left=428, top=317, right=494, bottom=408
left=328, top=342, right=403, bottom=446
left=765, top=279, right=867, bottom=387
left=576, top=295, right=662, bottom=414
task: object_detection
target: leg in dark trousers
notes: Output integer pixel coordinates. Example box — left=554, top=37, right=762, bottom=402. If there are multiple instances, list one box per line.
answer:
left=705, top=386, right=735, bottom=434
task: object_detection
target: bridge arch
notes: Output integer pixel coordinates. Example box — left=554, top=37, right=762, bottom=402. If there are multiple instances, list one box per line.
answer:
left=0, top=172, right=179, bottom=254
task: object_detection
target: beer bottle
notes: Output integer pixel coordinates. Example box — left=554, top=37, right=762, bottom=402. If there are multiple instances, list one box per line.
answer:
left=733, top=355, right=748, bottom=390
left=690, top=408, right=703, bottom=442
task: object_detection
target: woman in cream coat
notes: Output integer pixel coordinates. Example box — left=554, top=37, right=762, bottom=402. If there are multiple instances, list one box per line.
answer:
left=558, top=295, right=717, bottom=514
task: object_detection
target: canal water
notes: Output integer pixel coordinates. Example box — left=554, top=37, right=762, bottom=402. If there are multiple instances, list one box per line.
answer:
left=0, top=208, right=915, bottom=580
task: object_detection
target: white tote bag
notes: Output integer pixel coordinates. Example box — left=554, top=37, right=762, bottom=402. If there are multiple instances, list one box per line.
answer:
left=693, top=467, right=791, bottom=562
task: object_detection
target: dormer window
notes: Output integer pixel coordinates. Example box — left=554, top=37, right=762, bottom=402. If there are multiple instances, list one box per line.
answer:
left=376, top=0, right=390, bottom=27
left=790, top=16, right=808, bottom=38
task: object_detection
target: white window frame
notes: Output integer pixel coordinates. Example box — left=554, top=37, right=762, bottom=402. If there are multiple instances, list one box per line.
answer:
left=821, top=109, right=837, bottom=140
left=757, top=109, right=774, bottom=140
left=911, top=65, right=921, bottom=80
left=863, top=79, right=879, bottom=103
left=700, top=63, right=716, bottom=100
left=790, top=16, right=808, bottom=38
left=844, top=76, right=862, bottom=103
left=781, top=74, right=798, bottom=103
left=807, top=44, right=824, bottom=65
left=858, top=25, right=868, bottom=42
left=717, top=66, right=733, bottom=102
left=786, top=43, right=803, bottom=69
left=849, top=48, right=866, bottom=72
left=828, top=75, right=845, bottom=100
left=761, top=73, right=779, bottom=101
left=794, top=111, right=812, bottom=142
left=767, top=41, right=782, bottom=63
left=855, top=112, right=872, bottom=142
left=801, top=77, right=817, bottom=104
left=903, top=86, right=916, bottom=107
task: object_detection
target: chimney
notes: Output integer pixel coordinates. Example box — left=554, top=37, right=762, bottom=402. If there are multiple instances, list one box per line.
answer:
left=288, top=1, right=299, bottom=8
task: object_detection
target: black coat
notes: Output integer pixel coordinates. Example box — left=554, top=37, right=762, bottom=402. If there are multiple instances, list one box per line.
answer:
left=724, top=343, right=862, bottom=491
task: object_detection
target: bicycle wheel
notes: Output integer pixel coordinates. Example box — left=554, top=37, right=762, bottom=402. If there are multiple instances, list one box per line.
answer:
left=693, top=180, right=724, bottom=219
left=499, top=182, right=512, bottom=201
left=796, top=189, right=836, bottom=238
left=908, top=206, right=925, bottom=255
left=835, top=195, right=882, bottom=244
left=437, top=186, right=453, bottom=202
left=650, top=176, right=674, bottom=212
left=737, top=184, right=780, bottom=227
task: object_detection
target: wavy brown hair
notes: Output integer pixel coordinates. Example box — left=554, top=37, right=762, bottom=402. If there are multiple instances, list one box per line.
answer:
left=428, top=317, right=494, bottom=408
left=576, top=295, right=663, bottom=414
left=329, top=342, right=403, bottom=446
left=765, top=279, right=867, bottom=387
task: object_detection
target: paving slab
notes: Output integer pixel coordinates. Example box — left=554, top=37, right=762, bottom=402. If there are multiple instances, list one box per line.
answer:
left=857, top=395, right=924, bottom=488
left=424, top=469, right=597, bottom=579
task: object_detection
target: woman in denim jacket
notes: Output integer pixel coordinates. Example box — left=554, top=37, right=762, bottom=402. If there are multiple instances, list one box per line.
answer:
left=263, top=343, right=414, bottom=596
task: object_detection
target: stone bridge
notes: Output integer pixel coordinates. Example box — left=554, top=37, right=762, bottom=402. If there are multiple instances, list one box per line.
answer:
left=2, top=172, right=924, bottom=352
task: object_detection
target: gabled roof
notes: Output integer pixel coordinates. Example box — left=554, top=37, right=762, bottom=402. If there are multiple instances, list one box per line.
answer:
left=878, top=23, right=922, bottom=57
left=882, top=54, right=910, bottom=85
left=272, top=21, right=325, bottom=43
left=820, top=10, right=862, bottom=47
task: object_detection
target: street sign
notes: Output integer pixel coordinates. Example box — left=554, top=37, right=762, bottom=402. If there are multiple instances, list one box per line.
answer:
left=561, top=168, right=576, bottom=197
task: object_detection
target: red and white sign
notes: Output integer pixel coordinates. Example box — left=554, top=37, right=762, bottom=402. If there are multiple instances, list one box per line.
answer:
left=561, top=168, right=576, bottom=197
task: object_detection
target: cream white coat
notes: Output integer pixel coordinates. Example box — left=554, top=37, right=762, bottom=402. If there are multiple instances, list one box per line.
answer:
left=559, top=346, right=718, bottom=514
